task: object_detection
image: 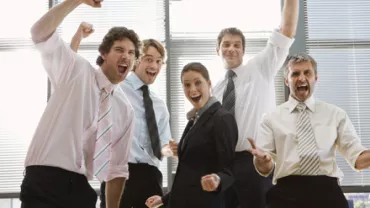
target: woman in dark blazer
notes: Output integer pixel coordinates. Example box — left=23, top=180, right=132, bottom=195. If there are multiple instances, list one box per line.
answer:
left=146, top=62, right=238, bottom=208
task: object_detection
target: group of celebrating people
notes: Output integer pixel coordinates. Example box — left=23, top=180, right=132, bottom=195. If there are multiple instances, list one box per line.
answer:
left=19, top=0, right=370, bottom=208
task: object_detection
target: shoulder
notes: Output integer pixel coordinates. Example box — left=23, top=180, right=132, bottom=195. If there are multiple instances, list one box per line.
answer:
left=315, top=99, right=347, bottom=118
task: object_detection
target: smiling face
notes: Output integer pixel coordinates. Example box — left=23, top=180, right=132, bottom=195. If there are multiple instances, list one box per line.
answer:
left=100, top=38, right=136, bottom=84
left=217, top=34, right=245, bottom=70
left=134, top=46, right=164, bottom=85
left=182, top=70, right=212, bottom=110
left=285, top=61, right=318, bottom=102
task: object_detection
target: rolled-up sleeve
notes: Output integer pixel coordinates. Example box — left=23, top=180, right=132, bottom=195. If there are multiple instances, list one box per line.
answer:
left=336, top=111, right=367, bottom=171
left=253, top=29, right=295, bottom=80
left=255, top=114, right=276, bottom=177
left=159, top=107, right=172, bottom=148
left=106, top=103, right=135, bottom=181
left=35, top=32, right=82, bottom=88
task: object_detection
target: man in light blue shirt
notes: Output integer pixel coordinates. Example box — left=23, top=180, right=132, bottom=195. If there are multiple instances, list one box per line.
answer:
left=102, top=39, right=172, bottom=208
left=70, top=25, right=172, bottom=208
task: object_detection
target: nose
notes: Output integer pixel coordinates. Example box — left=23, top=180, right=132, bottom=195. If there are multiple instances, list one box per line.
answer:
left=298, top=73, right=306, bottom=81
left=189, top=84, right=197, bottom=93
left=228, top=46, right=236, bottom=53
left=121, top=51, right=129, bottom=60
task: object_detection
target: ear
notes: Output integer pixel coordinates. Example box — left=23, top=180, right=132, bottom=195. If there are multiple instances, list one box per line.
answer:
left=100, top=52, right=107, bottom=61
left=315, top=74, right=318, bottom=82
left=216, top=47, right=220, bottom=56
left=284, top=78, right=289, bottom=87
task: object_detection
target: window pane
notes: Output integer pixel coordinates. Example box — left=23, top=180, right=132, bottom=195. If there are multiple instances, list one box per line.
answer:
left=0, top=49, right=47, bottom=193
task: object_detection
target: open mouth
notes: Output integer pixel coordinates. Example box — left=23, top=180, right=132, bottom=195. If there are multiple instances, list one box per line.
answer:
left=146, top=71, right=157, bottom=79
left=191, top=95, right=201, bottom=102
left=297, top=84, right=308, bottom=92
left=118, top=63, right=128, bottom=75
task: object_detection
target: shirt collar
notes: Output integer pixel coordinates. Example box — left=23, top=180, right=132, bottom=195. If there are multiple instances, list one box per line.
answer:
left=95, top=68, right=117, bottom=93
left=186, top=96, right=218, bottom=120
left=127, top=72, right=148, bottom=91
left=287, top=95, right=316, bottom=113
left=223, top=63, right=244, bottom=79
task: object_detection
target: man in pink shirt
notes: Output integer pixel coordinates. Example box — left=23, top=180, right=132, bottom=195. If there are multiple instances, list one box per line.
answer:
left=20, top=1, right=140, bottom=208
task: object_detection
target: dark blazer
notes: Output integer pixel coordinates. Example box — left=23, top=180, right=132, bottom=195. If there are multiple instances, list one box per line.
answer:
left=162, top=101, right=238, bottom=208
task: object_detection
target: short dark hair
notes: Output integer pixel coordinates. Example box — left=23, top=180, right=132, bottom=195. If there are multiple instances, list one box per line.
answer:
left=217, top=27, right=246, bottom=51
left=181, top=62, right=210, bottom=82
left=282, top=52, right=318, bottom=78
left=96, top=27, right=142, bottom=66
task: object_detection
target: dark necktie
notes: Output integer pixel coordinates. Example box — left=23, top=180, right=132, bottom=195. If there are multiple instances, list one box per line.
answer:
left=141, top=85, right=162, bottom=160
left=222, top=70, right=236, bottom=116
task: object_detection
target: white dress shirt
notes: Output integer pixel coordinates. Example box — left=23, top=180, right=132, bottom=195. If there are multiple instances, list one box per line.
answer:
left=213, top=29, right=294, bottom=152
left=256, top=96, right=367, bottom=184
left=121, top=73, right=171, bottom=168
left=25, top=32, right=135, bottom=181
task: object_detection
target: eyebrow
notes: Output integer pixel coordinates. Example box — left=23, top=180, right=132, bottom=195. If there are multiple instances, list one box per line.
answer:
left=143, top=54, right=163, bottom=59
left=183, top=78, right=201, bottom=82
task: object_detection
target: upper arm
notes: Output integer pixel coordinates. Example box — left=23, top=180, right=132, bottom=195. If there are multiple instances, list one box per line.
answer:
left=35, top=32, right=84, bottom=88
left=253, top=30, right=295, bottom=81
left=256, top=114, right=276, bottom=158
left=336, top=111, right=366, bottom=169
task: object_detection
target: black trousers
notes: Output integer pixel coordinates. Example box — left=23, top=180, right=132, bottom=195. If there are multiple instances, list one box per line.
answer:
left=20, top=165, right=97, bottom=208
left=267, top=175, right=348, bottom=208
left=225, top=151, right=273, bottom=208
left=100, top=163, right=163, bottom=208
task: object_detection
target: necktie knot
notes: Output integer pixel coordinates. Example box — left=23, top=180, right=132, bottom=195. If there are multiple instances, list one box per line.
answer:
left=141, top=85, right=149, bottom=93
left=103, top=85, right=114, bottom=95
left=226, top=70, right=236, bottom=78
left=296, top=103, right=306, bottom=112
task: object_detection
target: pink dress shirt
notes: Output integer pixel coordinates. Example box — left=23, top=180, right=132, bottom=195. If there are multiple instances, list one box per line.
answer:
left=25, top=32, right=135, bottom=182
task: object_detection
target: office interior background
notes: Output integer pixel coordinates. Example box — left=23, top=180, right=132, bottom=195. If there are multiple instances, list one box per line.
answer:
left=0, top=0, right=369, bottom=207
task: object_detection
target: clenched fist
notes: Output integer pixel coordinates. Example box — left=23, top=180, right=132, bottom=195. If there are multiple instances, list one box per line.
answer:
left=169, top=139, right=178, bottom=157
left=82, top=0, right=103, bottom=8
left=76, top=22, right=94, bottom=39
left=201, top=173, right=221, bottom=192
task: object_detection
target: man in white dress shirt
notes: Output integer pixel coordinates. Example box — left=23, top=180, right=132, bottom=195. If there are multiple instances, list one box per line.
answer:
left=212, top=1, right=299, bottom=207
left=20, top=1, right=140, bottom=208
left=249, top=52, right=370, bottom=208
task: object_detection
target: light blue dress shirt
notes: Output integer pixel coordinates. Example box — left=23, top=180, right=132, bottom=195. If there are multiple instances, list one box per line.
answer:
left=121, top=72, right=172, bottom=168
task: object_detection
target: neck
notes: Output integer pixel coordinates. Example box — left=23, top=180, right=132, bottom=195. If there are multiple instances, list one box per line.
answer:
left=291, top=94, right=311, bottom=102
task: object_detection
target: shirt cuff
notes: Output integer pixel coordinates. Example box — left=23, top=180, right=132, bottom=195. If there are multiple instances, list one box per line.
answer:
left=268, top=29, right=295, bottom=49
left=105, top=163, right=129, bottom=182
left=34, top=31, right=61, bottom=54
left=253, top=156, right=275, bottom=177
left=352, top=147, right=367, bottom=171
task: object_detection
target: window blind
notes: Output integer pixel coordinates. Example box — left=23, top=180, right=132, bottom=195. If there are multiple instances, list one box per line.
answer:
left=0, top=1, right=50, bottom=193
left=305, top=0, right=370, bottom=185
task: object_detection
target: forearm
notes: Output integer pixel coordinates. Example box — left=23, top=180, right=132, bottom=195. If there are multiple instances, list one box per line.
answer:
left=280, top=0, right=299, bottom=38
left=31, top=0, right=83, bottom=43
left=70, top=34, right=82, bottom=52
left=105, top=177, right=126, bottom=208
left=355, top=150, right=370, bottom=170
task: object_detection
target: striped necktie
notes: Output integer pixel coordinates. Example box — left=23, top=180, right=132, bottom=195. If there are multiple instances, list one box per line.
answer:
left=222, top=70, right=236, bottom=116
left=296, top=103, right=320, bottom=175
left=94, top=87, right=114, bottom=181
